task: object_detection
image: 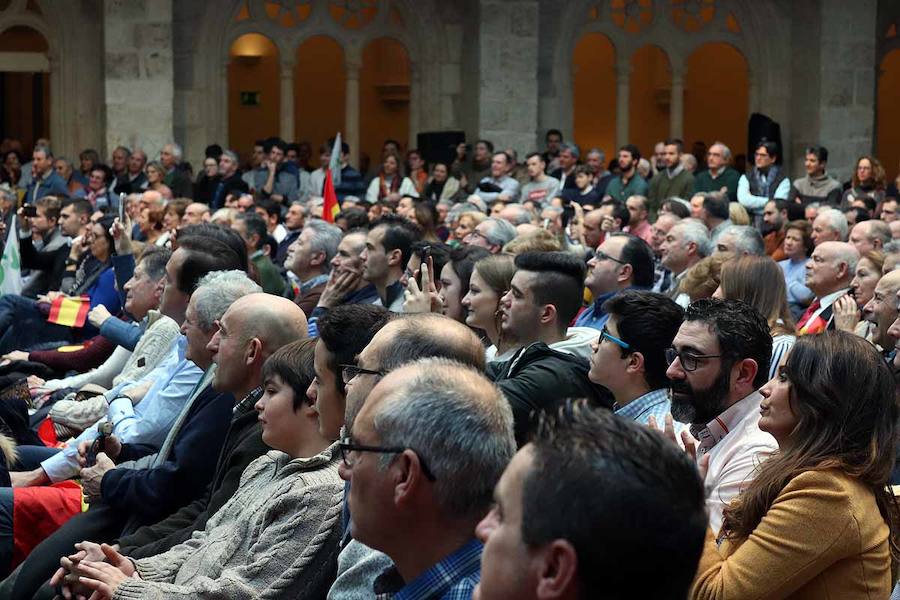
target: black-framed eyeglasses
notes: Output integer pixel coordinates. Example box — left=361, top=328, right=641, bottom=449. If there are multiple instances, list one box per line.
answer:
left=665, top=347, right=722, bottom=372
left=338, top=438, right=436, bottom=481
left=594, top=250, right=626, bottom=265
left=339, top=364, right=386, bottom=382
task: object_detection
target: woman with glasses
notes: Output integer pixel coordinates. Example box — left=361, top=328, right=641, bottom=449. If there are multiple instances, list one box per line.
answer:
left=714, top=256, right=796, bottom=380
left=841, top=155, right=886, bottom=210
left=71, top=339, right=345, bottom=600
left=691, top=331, right=898, bottom=599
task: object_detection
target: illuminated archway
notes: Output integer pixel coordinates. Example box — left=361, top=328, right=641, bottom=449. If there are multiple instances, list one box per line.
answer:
left=294, top=36, right=345, bottom=150
left=0, top=25, right=49, bottom=152
left=684, top=42, right=749, bottom=161
left=877, top=49, right=900, bottom=184
left=227, top=33, right=280, bottom=160
left=360, top=37, right=409, bottom=175
left=572, top=32, right=616, bottom=158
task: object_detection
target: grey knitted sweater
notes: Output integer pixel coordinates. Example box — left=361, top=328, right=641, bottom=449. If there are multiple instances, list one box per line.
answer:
left=112, top=445, right=344, bottom=600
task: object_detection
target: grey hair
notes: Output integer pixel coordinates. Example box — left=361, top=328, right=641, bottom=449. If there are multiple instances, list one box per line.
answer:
left=303, top=219, right=342, bottom=270
left=221, top=149, right=239, bottom=164
left=831, top=243, right=860, bottom=276
left=817, top=208, right=849, bottom=241
left=501, top=203, right=533, bottom=226
left=558, top=143, right=580, bottom=159
left=448, top=203, right=484, bottom=223
left=191, top=270, right=262, bottom=331
left=883, top=241, right=900, bottom=255
left=720, top=225, right=765, bottom=256
left=372, top=358, right=515, bottom=519
left=710, top=141, right=732, bottom=162
left=587, top=148, right=605, bottom=161
left=673, top=219, right=712, bottom=257
left=482, top=217, right=517, bottom=247
left=165, top=143, right=183, bottom=161
left=862, top=220, right=891, bottom=248
left=33, top=145, right=52, bottom=159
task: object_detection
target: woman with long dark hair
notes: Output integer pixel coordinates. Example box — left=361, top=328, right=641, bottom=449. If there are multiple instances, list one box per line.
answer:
left=692, top=331, right=898, bottom=599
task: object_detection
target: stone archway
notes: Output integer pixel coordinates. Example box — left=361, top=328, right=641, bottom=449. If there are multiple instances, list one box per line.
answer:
left=544, top=0, right=786, bottom=158
left=181, top=0, right=450, bottom=168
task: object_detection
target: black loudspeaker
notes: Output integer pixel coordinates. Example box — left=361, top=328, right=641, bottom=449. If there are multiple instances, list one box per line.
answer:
left=747, top=113, right=784, bottom=164
left=417, top=130, right=466, bottom=167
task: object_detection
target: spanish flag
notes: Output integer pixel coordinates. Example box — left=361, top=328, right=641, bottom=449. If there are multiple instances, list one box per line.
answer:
left=322, top=133, right=342, bottom=223
left=47, top=296, right=91, bottom=328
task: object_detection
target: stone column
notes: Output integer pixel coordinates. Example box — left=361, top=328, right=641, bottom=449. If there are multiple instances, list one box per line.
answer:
left=616, top=60, right=631, bottom=148
left=345, top=51, right=361, bottom=168
left=815, top=0, right=877, bottom=183
left=280, top=60, right=295, bottom=142
left=476, top=0, right=539, bottom=152
left=103, top=0, right=174, bottom=158
left=669, top=65, right=684, bottom=140
left=409, top=62, right=421, bottom=151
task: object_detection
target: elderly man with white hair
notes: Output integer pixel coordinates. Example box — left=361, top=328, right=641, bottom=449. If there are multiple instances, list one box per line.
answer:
left=159, top=143, right=192, bottom=198
left=714, top=224, right=766, bottom=257
left=797, top=241, right=859, bottom=334
left=811, top=208, right=848, bottom=246
left=659, top=218, right=711, bottom=307
left=848, top=219, right=891, bottom=254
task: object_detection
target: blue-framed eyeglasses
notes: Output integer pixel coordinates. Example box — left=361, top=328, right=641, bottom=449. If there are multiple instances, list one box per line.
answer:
left=599, top=326, right=630, bottom=350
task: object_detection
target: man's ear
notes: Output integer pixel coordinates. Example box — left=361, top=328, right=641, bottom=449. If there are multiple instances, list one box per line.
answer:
left=617, top=263, right=633, bottom=284
left=392, top=449, right=429, bottom=507
left=624, top=350, right=645, bottom=376
left=534, top=539, right=579, bottom=599
left=309, top=250, right=326, bottom=269
left=245, top=337, right=263, bottom=367
left=733, top=358, right=758, bottom=388
left=387, top=248, right=403, bottom=268
left=539, top=304, right=558, bottom=328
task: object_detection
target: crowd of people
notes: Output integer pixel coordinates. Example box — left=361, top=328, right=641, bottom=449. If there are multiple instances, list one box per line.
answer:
left=0, top=129, right=898, bottom=599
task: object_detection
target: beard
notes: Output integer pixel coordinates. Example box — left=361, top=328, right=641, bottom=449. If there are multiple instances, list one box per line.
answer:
left=760, top=221, right=779, bottom=236
left=669, top=364, right=733, bottom=425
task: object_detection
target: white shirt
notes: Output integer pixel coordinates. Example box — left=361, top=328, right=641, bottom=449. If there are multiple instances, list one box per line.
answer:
left=691, top=391, right=778, bottom=534
left=806, top=288, right=849, bottom=326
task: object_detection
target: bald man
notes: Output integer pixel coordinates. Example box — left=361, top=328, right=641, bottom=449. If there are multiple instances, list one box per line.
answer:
left=36, top=293, right=310, bottom=598
left=208, top=293, right=308, bottom=403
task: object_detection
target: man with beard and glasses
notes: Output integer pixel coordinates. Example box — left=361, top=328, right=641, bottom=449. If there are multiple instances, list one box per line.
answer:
left=661, top=298, right=777, bottom=534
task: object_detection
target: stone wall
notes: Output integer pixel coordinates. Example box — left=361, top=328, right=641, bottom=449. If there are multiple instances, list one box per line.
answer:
left=816, top=0, right=877, bottom=183
left=103, top=0, right=174, bottom=159
left=476, top=0, right=539, bottom=153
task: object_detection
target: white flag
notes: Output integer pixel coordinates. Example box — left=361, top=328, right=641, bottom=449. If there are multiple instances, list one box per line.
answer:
left=0, top=216, right=23, bottom=296
left=329, top=133, right=343, bottom=188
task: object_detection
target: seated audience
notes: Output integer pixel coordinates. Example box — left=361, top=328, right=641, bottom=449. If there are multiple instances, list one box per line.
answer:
left=811, top=208, right=848, bottom=246
left=848, top=219, right=891, bottom=254
left=576, top=232, right=655, bottom=330
left=660, top=219, right=712, bottom=307
left=463, top=216, right=517, bottom=254
left=16, top=196, right=68, bottom=297
left=231, top=211, right=284, bottom=296
left=692, top=332, right=897, bottom=598
left=716, top=256, right=796, bottom=379
left=713, top=224, right=766, bottom=256
left=779, top=219, right=815, bottom=320
left=788, top=146, right=842, bottom=217
left=588, top=290, right=687, bottom=430
left=59, top=337, right=342, bottom=599
left=284, top=219, right=342, bottom=315
left=361, top=214, right=421, bottom=311
left=489, top=251, right=611, bottom=444
left=340, top=358, right=516, bottom=598
left=798, top=241, right=859, bottom=334
left=475, top=401, right=707, bottom=600
left=665, top=298, right=778, bottom=533
left=761, top=199, right=788, bottom=260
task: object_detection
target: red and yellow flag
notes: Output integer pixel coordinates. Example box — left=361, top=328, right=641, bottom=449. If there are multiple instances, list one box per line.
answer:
left=322, top=133, right=342, bottom=223
left=47, top=296, right=91, bottom=328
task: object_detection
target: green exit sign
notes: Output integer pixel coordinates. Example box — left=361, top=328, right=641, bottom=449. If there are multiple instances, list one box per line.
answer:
left=240, top=91, right=261, bottom=106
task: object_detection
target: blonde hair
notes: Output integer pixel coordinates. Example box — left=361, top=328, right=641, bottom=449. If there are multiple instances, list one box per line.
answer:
left=728, top=202, right=750, bottom=226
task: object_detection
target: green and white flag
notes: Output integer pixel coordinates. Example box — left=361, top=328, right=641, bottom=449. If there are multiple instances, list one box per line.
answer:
left=0, top=216, right=23, bottom=296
